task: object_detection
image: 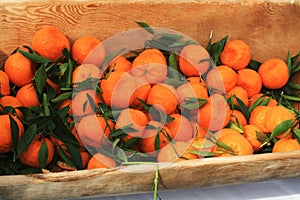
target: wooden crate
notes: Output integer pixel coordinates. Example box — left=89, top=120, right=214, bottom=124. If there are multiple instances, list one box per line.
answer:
left=0, top=0, right=300, bottom=199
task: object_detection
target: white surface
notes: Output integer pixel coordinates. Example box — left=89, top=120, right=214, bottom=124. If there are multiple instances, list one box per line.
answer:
left=74, top=177, right=300, bottom=200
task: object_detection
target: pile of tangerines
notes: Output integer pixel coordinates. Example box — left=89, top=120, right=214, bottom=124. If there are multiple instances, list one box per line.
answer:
left=0, top=24, right=299, bottom=175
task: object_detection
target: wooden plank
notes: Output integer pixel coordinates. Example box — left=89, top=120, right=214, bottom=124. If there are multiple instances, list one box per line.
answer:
left=0, top=0, right=299, bottom=64
left=1, top=151, right=300, bottom=200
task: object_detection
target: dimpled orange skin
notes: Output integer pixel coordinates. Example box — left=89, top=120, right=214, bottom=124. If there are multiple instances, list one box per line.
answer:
left=4, top=52, right=36, bottom=87
left=19, top=137, right=55, bottom=168
left=16, top=83, right=39, bottom=107
left=32, top=26, right=70, bottom=62
left=249, top=106, right=271, bottom=133
left=166, top=113, right=194, bottom=142
left=220, top=40, right=251, bottom=70
left=243, top=124, right=263, bottom=151
left=198, top=93, right=231, bottom=132
left=230, top=109, right=248, bottom=127
left=72, top=36, right=102, bottom=65
left=0, top=96, right=23, bottom=117
left=87, top=153, right=116, bottom=170
left=109, top=56, right=132, bottom=72
left=258, top=58, right=290, bottom=89
left=0, top=114, right=24, bottom=153
left=131, top=48, right=167, bottom=84
left=206, top=65, right=238, bottom=92
left=0, top=70, right=10, bottom=95
left=72, top=64, right=101, bottom=85
left=179, top=44, right=211, bottom=77
left=226, top=86, right=249, bottom=107
left=146, top=83, right=179, bottom=115
left=265, top=105, right=296, bottom=137
left=237, top=68, right=262, bottom=98
left=272, top=138, right=300, bottom=153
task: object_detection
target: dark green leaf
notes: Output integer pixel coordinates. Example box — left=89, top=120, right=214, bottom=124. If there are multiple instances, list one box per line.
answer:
left=135, top=21, right=155, bottom=34
left=287, top=51, right=292, bottom=76
left=9, top=116, right=19, bottom=149
left=17, top=50, right=51, bottom=63
left=248, top=60, right=261, bottom=71
left=248, top=96, right=265, bottom=114
left=164, top=78, right=184, bottom=88
left=270, top=119, right=293, bottom=139
left=282, top=94, right=300, bottom=101
left=154, top=133, right=160, bottom=151
left=235, top=96, right=250, bottom=121
left=35, top=65, right=47, bottom=94
left=59, top=63, right=69, bottom=76
left=17, top=124, right=37, bottom=157
left=168, top=53, right=179, bottom=79
left=57, top=146, right=75, bottom=167
left=293, top=129, right=300, bottom=144
left=38, top=140, right=48, bottom=169
left=65, top=142, right=83, bottom=169
left=168, top=40, right=196, bottom=48
left=160, top=33, right=182, bottom=41
left=216, top=141, right=235, bottom=154
left=110, top=129, right=128, bottom=138
left=120, top=137, right=141, bottom=149
left=51, top=92, right=72, bottom=103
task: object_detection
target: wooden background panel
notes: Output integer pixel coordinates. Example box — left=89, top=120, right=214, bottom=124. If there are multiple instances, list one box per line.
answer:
left=0, top=0, right=299, bottom=65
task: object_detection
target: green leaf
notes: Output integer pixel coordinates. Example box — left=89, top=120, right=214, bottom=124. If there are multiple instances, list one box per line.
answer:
left=17, top=49, right=51, bottom=63
left=248, top=95, right=265, bottom=114
left=248, top=60, right=261, bottom=71
left=287, top=51, right=292, bottom=76
left=35, top=65, right=47, bottom=94
left=183, top=98, right=208, bottom=110
left=235, top=96, right=250, bottom=121
left=51, top=92, right=72, bottom=103
left=293, top=129, right=300, bottom=144
left=256, top=131, right=269, bottom=144
left=164, top=78, right=184, bottom=88
left=38, top=140, right=48, bottom=169
left=282, top=94, right=300, bottom=101
left=160, top=33, right=182, bottom=41
left=116, top=148, right=128, bottom=162
left=270, top=119, right=293, bottom=139
left=59, top=63, right=69, bottom=76
left=154, top=133, right=160, bottom=151
left=168, top=40, right=196, bottom=48
left=65, top=142, right=83, bottom=169
left=17, top=124, right=37, bottom=157
left=135, top=21, right=155, bottom=34
left=216, top=141, right=235, bottom=154
left=57, top=146, right=75, bottom=167
left=9, top=116, right=19, bottom=149
left=120, top=137, right=141, bottom=149
left=207, top=35, right=228, bottom=65
left=168, top=53, right=179, bottom=79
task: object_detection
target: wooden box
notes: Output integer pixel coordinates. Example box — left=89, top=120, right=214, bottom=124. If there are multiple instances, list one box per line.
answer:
left=0, top=0, right=300, bottom=199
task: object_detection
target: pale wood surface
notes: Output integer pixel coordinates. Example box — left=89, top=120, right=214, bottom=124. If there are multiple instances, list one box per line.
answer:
left=1, top=151, right=300, bottom=200
left=0, top=0, right=299, bottom=65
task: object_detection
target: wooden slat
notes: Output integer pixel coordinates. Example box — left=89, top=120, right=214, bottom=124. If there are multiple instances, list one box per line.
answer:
left=1, top=151, right=300, bottom=200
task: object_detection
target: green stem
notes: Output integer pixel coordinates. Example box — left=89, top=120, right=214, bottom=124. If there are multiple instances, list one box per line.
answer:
left=43, top=93, right=50, bottom=116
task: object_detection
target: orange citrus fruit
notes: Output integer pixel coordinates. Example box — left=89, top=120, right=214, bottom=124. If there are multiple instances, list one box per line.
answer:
left=206, top=65, right=237, bottom=92
left=220, top=40, right=251, bottom=70
left=157, top=141, right=190, bottom=162
left=32, top=26, right=70, bottom=61
left=72, top=64, right=101, bottom=85
left=131, top=48, right=167, bottom=84
left=230, top=109, right=248, bottom=127
left=101, top=71, right=136, bottom=109
left=16, top=83, right=39, bottom=107
left=109, top=56, right=132, bottom=72
left=72, top=89, right=101, bottom=117
left=179, top=44, right=210, bottom=76
left=226, top=86, right=249, bottom=107
left=237, top=68, right=262, bottom=98
left=115, top=108, right=148, bottom=142
left=272, top=138, right=300, bottom=153
left=138, top=120, right=171, bottom=155
left=198, top=93, right=231, bottom=131
left=243, top=124, right=264, bottom=151
left=19, top=136, right=55, bottom=168
left=72, top=35, right=105, bottom=66
left=166, top=113, right=194, bottom=142
left=249, top=93, right=278, bottom=107
left=76, top=115, right=114, bottom=149
left=0, top=96, right=23, bottom=117
left=87, top=153, right=116, bottom=170
left=146, top=83, right=179, bottom=115
left=4, top=52, right=36, bottom=87
left=258, top=58, right=289, bottom=89
left=249, top=106, right=272, bottom=133
left=265, top=105, right=296, bottom=138
left=0, top=114, right=24, bottom=153
left=0, top=70, right=10, bottom=96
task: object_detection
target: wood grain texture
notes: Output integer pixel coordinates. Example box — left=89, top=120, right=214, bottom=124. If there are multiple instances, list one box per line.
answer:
left=0, top=0, right=299, bottom=65
left=1, top=151, right=300, bottom=200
